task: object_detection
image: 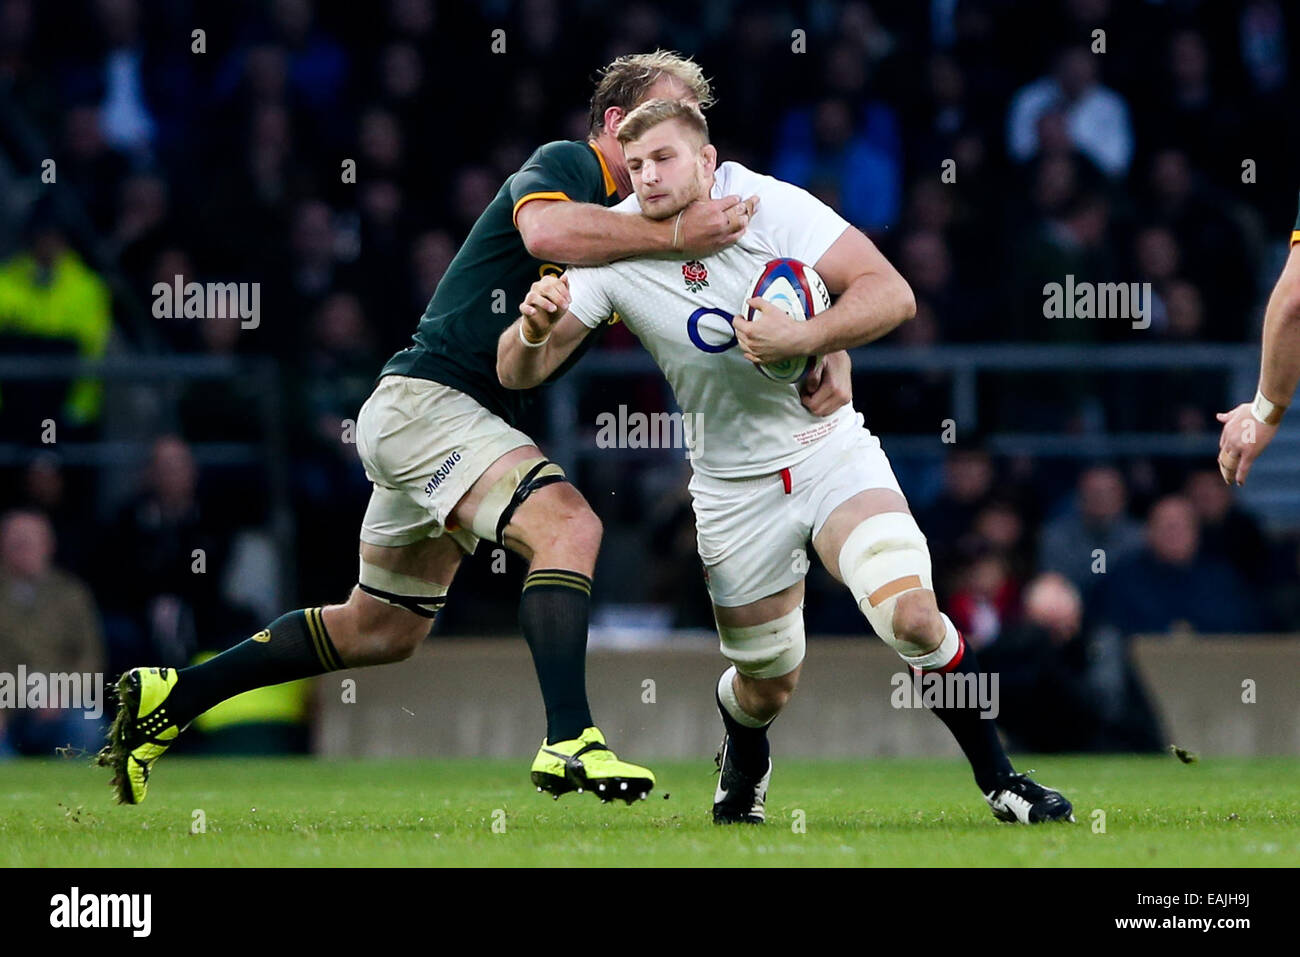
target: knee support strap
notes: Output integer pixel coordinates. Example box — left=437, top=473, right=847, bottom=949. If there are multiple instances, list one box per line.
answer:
left=358, top=557, right=448, bottom=619
left=469, top=457, right=567, bottom=545
left=837, top=511, right=933, bottom=653
left=716, top=606, right=806, bottom=679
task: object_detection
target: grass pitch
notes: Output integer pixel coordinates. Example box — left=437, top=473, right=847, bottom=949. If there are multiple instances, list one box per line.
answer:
left=1, top=755, right=1297, bottom=867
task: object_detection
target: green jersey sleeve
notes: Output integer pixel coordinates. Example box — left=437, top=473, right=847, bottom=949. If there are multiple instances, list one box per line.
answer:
left=1292, top=192, right=1300, bottom=245
left=509, top=140, right=610, bottom=227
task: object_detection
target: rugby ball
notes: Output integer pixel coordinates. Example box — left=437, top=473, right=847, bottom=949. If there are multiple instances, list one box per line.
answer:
left=744, top=258, right=831, bottom=383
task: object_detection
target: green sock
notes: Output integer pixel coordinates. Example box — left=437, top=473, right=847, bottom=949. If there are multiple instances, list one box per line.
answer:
left=519, top=569, right=595, bottom=743
left=166, top=608, right=343, bottom=726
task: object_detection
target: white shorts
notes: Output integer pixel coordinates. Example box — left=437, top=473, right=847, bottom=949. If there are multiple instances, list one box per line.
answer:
left=689, top=414, right=905, bottom=607
left=355, top=375, right=534, bottom=551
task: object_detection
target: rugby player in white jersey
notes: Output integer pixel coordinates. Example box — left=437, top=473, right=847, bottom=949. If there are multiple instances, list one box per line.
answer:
left=497, top=99, right=1074, bottom=825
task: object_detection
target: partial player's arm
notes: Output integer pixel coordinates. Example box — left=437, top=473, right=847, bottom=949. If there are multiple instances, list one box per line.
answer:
left=736, top=226, right=916, bottom=363
left=799, top=348, right=853, bottom=416
left=1216, top=242, right=1300, bottom=486
left=497, top=275, right=596, bottom=390
left=516, top=195, right=758, bottom=266
left=1258, top=246, right=1300, bottom=407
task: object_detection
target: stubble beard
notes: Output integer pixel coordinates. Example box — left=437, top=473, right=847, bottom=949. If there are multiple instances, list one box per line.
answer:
left=645, top=176, right=706, bottom=221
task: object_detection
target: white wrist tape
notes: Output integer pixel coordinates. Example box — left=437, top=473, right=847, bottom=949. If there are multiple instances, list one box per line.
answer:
left=1250, top=389, right=1287, bottom=426
left=519, top=323, right=550, bottom=348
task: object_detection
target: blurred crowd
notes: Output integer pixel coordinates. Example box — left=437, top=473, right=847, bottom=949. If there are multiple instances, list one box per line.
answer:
left=1, top=0, right=1298, bottom=754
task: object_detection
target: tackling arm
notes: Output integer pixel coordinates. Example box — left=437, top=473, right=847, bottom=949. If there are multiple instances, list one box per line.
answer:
left=517, top=200, right=674, bottom=265
left=516, top=195, right=759, bottom=266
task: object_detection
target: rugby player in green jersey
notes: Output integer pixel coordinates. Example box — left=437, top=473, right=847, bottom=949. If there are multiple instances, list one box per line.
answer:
left=1217, top=193, right=1300, bottom=486
left=100, top=51, right=850, bottom=807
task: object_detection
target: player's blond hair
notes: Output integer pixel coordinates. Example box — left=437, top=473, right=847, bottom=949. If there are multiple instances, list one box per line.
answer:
left=588, top=50, right=714, bottom=135
left=616, top=98, right=710, bottom=148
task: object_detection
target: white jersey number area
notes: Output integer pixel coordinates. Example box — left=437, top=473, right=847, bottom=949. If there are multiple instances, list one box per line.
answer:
left=565, top=161, right=853, bottom=480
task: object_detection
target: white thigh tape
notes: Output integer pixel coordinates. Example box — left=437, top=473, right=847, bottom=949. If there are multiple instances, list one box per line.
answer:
left=358, top=557, right=449, bottom=619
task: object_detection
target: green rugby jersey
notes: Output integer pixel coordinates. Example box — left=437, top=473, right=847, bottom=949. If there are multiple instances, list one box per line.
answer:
left=1293, top=191, right=1300, bottom=245
left=381, top=139, right=621, bottom=424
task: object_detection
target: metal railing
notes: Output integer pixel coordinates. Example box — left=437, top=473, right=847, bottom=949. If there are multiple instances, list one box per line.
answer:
left=2, top=343, right=1292, bottom=578
left=543, top=341, right=1300, bottom=532
left=542, top=342, right=1260, bottom=465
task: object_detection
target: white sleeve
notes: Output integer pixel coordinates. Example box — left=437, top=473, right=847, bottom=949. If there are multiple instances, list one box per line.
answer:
left=563, top=265, right=614, bottom=329
left=749, top=172, right=852, bottom=266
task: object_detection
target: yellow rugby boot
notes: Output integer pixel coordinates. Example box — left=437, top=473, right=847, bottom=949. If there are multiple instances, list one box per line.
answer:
left=96, top=667, right=188, bottom=804
left=530, top=726, right=655, bottom=804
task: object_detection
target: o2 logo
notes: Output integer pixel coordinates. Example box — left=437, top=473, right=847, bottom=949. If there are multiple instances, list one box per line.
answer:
left=686, top=307, right=738, bottom=353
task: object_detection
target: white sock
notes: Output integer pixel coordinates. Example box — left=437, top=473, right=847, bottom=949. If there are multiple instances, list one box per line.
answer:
left=716, top=666, right=770, bottom=728
left=901, top=613, right=962, bottom=671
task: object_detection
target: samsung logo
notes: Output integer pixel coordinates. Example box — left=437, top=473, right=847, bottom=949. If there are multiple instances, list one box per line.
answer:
left=424, top=450, right=463, bottom=495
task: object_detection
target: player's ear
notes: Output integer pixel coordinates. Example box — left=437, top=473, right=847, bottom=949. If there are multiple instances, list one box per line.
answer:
left=700, top=143, right=717, bottom=174
left=603, top=105, right=625, bottom=137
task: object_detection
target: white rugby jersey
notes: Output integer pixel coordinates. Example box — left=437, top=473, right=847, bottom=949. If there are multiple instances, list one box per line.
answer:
left=565, top=160, right=854, bottom=479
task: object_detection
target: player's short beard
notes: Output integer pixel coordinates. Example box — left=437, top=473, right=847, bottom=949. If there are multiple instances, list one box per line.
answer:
left=648, top=174, right=706, bottom=221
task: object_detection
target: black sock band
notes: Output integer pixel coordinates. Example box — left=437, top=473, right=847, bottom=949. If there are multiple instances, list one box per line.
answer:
left=716, top=688, right=772, bottom=778
left=920, top=637, right=1013, bottom=792
left=168, top=607, right=343, bottom=726
left=520, top=569, right=594, bottom=743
